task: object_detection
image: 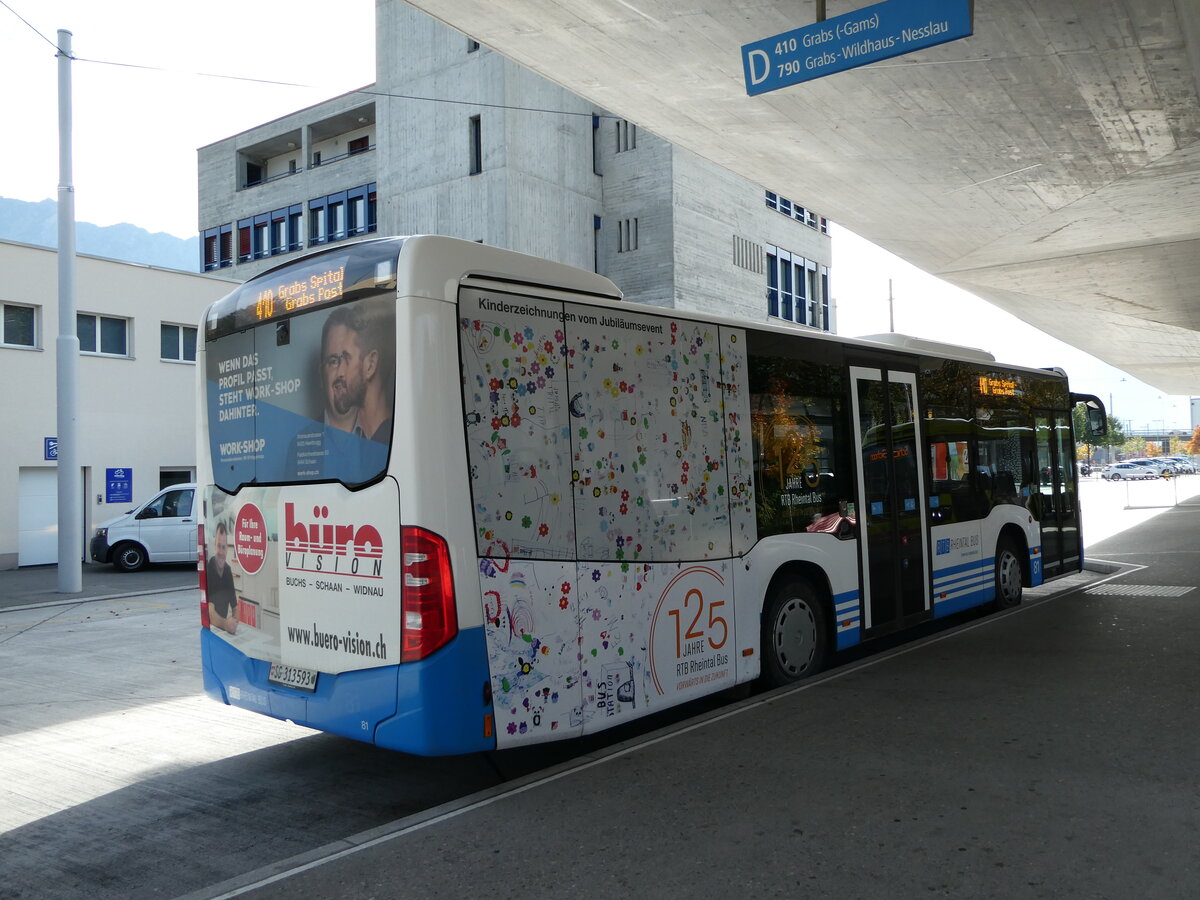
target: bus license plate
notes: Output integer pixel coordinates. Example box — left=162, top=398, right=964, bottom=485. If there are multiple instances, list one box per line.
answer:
left=268, top=663, right=318, bottom=692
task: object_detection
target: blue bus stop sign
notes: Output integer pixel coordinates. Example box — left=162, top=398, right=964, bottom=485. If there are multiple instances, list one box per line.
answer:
left=742, top=0, right=973, bottom=95
left=106, top=468, right=133, bottom=504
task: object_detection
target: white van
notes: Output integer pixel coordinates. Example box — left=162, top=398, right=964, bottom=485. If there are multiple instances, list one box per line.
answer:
left=90, top=483, right=198, bottom=571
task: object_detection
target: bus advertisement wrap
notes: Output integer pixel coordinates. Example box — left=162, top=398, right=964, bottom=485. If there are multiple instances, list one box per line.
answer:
left=206, top=294, right=395, bottom=490
left=203, top=481, right=401, bottom=673
left=459, top=288, right=750, bottom=744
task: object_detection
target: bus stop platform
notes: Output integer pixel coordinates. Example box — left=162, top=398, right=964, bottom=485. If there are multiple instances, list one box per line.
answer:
left=200, top=487, right=1200, bottom=899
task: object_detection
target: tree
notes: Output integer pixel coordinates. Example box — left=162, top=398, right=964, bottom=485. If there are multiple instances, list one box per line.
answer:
left=1185, top=425, right=1200, bottom=457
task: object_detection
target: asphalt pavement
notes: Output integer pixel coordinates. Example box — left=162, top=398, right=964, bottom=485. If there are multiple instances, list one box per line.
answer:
left=0, top=561, right=197, bottom=611
left=220, top=485, right=1200, bottom=899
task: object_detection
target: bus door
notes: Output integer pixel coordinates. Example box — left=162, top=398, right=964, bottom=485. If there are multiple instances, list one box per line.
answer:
left=849, top=366, right=931, bottom=634
left=1034, top=409, right=1080, bottom=577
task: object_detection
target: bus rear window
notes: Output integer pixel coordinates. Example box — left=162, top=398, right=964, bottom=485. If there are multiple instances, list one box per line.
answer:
left=205, top=294, right=395, bottom=490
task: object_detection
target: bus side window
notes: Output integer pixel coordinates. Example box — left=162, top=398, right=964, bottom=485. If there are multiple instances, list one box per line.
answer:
left=746, top=334, right=852, bottom=538
left=920, top=360, right=984, bottom=522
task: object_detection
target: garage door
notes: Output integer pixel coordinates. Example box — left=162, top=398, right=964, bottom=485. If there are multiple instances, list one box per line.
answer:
left=18, top=468, right=58, bottom=566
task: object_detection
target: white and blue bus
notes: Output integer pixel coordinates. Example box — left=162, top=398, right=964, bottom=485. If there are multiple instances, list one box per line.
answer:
left=197, top=235, right=1106, bottom=755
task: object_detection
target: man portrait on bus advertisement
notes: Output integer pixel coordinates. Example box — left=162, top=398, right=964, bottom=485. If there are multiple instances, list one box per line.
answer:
left=206, top=521, right=239, bottom=634
left=280, top=298, right=394, bottom=483
left=320, top=303, right=393, bottom=443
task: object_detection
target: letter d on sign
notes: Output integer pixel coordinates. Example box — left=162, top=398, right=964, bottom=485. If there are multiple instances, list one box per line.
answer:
left=747, top=48, right=770, bottom=86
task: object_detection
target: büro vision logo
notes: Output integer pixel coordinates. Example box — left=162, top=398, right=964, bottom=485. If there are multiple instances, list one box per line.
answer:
left=284, top=502, right=384, bottom=577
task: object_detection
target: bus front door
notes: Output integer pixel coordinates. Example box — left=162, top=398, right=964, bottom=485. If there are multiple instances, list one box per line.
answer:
left=1034, top=409, right=1081, bottom=578
left=850, top=367, right=931, bottom=635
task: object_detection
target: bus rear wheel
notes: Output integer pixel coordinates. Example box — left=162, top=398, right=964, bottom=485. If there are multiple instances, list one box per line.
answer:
left=761, top=578, right=829, bottom=686
left=994, top=538, right=1023, bottom=609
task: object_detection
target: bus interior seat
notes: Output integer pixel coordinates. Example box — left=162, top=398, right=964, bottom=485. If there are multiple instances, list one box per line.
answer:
left=994, top=471, right=1018, bottom=504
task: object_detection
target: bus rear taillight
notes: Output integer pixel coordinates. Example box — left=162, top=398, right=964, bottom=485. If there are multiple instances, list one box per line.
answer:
left=401, top=526, right=457, bottom=662
left=197, top=523, right=211, bottom=628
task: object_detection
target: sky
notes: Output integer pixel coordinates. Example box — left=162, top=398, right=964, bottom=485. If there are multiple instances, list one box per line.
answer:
left=1, top=1, right=1194, bottom=432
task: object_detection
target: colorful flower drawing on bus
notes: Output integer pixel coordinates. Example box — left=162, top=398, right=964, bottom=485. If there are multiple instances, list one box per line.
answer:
left=480, top=559, right=582, bottom=743
left=720, top=329, right=757, bottom=554
left=566, top=309, right=733, bottom=561
left=459, top=289, right=575, bottom=561
left=575, top=562, right=654, bottom=732
left=477, top=536, right=742, bottom=744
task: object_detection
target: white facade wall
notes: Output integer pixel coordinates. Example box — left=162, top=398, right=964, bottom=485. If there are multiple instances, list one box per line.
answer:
left=0, top=241, right=236, bottom=568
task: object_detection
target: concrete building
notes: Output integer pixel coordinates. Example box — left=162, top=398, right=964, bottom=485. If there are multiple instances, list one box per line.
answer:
left=197, top=1, right=833, bottom=330
left=0, top=239, right=236, bottom=569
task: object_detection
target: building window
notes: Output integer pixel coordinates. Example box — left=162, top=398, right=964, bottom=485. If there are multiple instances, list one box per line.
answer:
left=805, top=260, right=819, bottom=325
left=469, top=115, right=482, bottom=174
left=237, top=219, right=252, bottom=262
left=328, top=200, right=346, bottom=241
left=348, top=183, right=374, bottom=236
left=309, top=203, right=328, bottom=245
left=765, top=190, right=823, bottom=229
left=161, top=323, right=197, bottom=362
left=203, top=231, right=218, bottom=270
left=309, top=184, right=376, bottom=248
left=253, top=215, right=270, bottom=259
left=202, top=224, right=233, bottom=271
left=767, top=246, right=827, bottom=331
left=820, top=266, right=831, bottom=329
left=287, top=206, right=303, bottom=251
left=1, top=302, right=37, bottom=348
left=593, top=215, right=602, bottom=273
left=312, top=150, right=322, bottom=167
left=616, top=119, right=637, bottom=152
left=270, top=212, right=286, bottom=255
left=78, top=313, right=129, bottom=357
left=592, top=114, right=602, bottom=176
left=618, top=218, right=639, bottom=252
left=348, top=135, right=370, bottom=155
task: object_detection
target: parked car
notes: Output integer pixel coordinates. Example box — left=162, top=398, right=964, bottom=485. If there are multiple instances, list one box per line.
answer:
left=1126, top=458, right=1178, bottom=476
left=1102, top=463, right=1158, bottom=481
left=90, top=483, right=198, bottom=571
left=1161, top=456, right=1196, bottom=474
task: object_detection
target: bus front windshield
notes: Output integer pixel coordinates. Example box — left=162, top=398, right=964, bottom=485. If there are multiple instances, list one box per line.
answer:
left=204, top=249, right=398, bottom=492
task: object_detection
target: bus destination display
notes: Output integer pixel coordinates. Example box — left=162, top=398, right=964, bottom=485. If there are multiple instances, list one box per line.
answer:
left=254, top=264, right=345, bottom=323
left=977, top=375, right=1019, bottom=397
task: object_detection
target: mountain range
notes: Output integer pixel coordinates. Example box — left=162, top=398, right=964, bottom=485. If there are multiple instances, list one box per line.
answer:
left=0, top=196, right=199, bottom=272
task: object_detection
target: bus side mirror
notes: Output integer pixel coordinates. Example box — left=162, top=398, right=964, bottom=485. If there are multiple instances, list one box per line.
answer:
left=1070, top=393, right=1108, bottom=439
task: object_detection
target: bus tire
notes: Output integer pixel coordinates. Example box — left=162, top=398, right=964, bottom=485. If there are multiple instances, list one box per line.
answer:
left=113, top=542, right=148, bottom=572
left=761, top=577, right=829, bottom=686
left=994, top=537, right=1023, bottom=609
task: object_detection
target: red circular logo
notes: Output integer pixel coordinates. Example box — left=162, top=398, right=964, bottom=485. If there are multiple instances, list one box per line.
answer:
left=234, top=502, right=267, bottom=575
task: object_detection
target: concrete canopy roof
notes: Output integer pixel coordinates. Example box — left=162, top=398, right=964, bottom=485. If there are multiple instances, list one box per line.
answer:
left=402, top=0, right=1200, bottom=395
